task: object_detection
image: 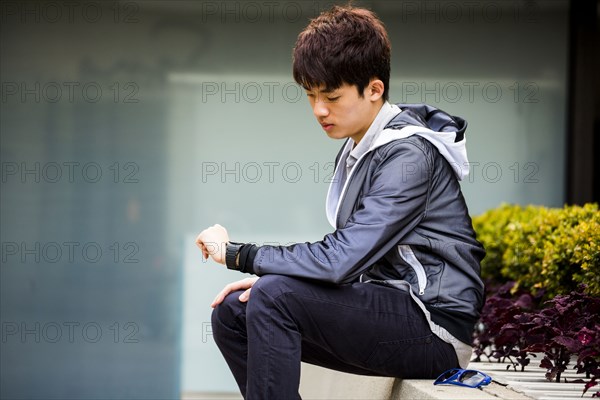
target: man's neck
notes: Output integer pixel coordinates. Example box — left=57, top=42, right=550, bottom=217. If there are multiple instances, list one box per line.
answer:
left=352, top=101, right=386, bottom=146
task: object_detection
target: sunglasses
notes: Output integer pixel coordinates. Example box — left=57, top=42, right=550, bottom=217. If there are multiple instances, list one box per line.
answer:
left=433, top=368, right=492, bottom=388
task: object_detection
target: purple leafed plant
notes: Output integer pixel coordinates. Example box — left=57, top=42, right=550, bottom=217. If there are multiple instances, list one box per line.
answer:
left=472, top=281, right=542, bottom=371
left=569, top=324, right=600, bottom=397
left=473, top=283, right=600, bottom=396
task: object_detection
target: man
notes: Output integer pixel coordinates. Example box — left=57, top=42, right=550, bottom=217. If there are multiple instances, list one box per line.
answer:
left=196, top=5, right=485, bottom=399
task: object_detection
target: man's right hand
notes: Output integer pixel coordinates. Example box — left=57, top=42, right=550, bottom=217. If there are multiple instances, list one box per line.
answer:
left=211, top=277, right=260, bottom=308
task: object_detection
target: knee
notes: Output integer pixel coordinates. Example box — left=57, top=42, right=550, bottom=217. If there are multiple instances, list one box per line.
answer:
left=211, top=290, right=246, bottom=337
left=249, top=274, right=295, bottom=303
left=245, top=275, right=300, bottom=321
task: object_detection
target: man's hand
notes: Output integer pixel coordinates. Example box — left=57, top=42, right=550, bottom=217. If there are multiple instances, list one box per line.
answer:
left=211, top=277, right=259, bottom=308
left=195, top=224, right=229, bottom=265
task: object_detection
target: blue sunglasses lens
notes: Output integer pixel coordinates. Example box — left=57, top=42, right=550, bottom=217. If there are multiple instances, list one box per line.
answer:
left=434, top=368, right=461, bottom=384
left=460, top=371, right=485, bottom=386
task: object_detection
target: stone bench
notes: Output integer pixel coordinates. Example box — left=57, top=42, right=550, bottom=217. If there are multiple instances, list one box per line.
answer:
left=299, top=363, right=533, bottom=400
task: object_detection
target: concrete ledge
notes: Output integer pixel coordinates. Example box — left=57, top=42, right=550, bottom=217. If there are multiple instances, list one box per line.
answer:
left=299, top=363, right=534, bottom=400
left=393, top=379, right=533, bottom=400
left=299, top=363, right=395, bottom=399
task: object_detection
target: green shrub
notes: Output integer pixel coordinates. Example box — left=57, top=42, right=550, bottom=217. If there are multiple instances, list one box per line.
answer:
left=472, top=203, right=522, bottom=282
left=473, top=203, right=600, bottom=298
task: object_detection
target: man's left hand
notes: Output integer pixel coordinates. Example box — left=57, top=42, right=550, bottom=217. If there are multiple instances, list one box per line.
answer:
left=195, top=224, right=229, bottom=265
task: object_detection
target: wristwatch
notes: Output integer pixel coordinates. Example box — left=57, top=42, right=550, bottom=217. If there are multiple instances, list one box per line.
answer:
left=225, top=242, right=244, bottom=270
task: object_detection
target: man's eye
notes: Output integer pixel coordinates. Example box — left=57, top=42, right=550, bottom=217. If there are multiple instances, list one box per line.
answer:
left=327, top=96, right=340, bottom=102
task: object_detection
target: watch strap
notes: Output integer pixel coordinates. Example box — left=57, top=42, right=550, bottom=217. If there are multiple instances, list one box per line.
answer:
left=225, top=242, right=244, bottom=270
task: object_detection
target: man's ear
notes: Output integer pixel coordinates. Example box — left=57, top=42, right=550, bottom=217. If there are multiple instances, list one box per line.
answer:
left=367, top=79, right=385, bottom=102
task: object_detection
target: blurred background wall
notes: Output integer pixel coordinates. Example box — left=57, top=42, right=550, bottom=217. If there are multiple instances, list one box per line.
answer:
left=1, top=0, right=596, bottom=398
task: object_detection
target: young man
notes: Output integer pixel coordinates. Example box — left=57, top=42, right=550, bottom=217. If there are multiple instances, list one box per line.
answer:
left=196, top=5, right=485, bottom=399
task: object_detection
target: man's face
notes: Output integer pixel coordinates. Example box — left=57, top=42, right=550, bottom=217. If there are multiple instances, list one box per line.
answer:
left=305, top=82, right=383, bottom=144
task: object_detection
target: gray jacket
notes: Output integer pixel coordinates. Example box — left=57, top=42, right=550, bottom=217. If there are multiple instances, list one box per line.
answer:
left=244, top=103, right=486, bottom=344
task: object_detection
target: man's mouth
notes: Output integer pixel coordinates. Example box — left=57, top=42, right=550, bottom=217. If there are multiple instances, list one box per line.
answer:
left=321, top=123, right=334, bottom=131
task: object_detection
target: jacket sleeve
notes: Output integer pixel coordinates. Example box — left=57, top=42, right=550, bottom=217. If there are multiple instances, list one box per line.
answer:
left=246, top=140, right=432, bottom=284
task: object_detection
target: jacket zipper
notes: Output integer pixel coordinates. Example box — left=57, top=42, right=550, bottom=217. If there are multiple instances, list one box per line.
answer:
left=334, top=151, right=370, bottom=228
left=397, top=245, right=427, bottom=295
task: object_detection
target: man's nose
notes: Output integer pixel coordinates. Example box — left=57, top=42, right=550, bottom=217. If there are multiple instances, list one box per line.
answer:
left=312, top=98, right=330, bottom=118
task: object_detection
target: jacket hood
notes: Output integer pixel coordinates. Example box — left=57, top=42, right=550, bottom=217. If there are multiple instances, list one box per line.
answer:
left=372, top=103, right=470, bottom=180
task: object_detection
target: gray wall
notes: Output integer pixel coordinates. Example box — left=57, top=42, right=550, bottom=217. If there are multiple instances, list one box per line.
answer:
left=0, top=0, right=568, bottom=397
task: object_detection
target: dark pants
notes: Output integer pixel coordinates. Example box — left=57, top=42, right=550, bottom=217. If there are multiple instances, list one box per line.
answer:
left=211, top=275, right=459, bottom=400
